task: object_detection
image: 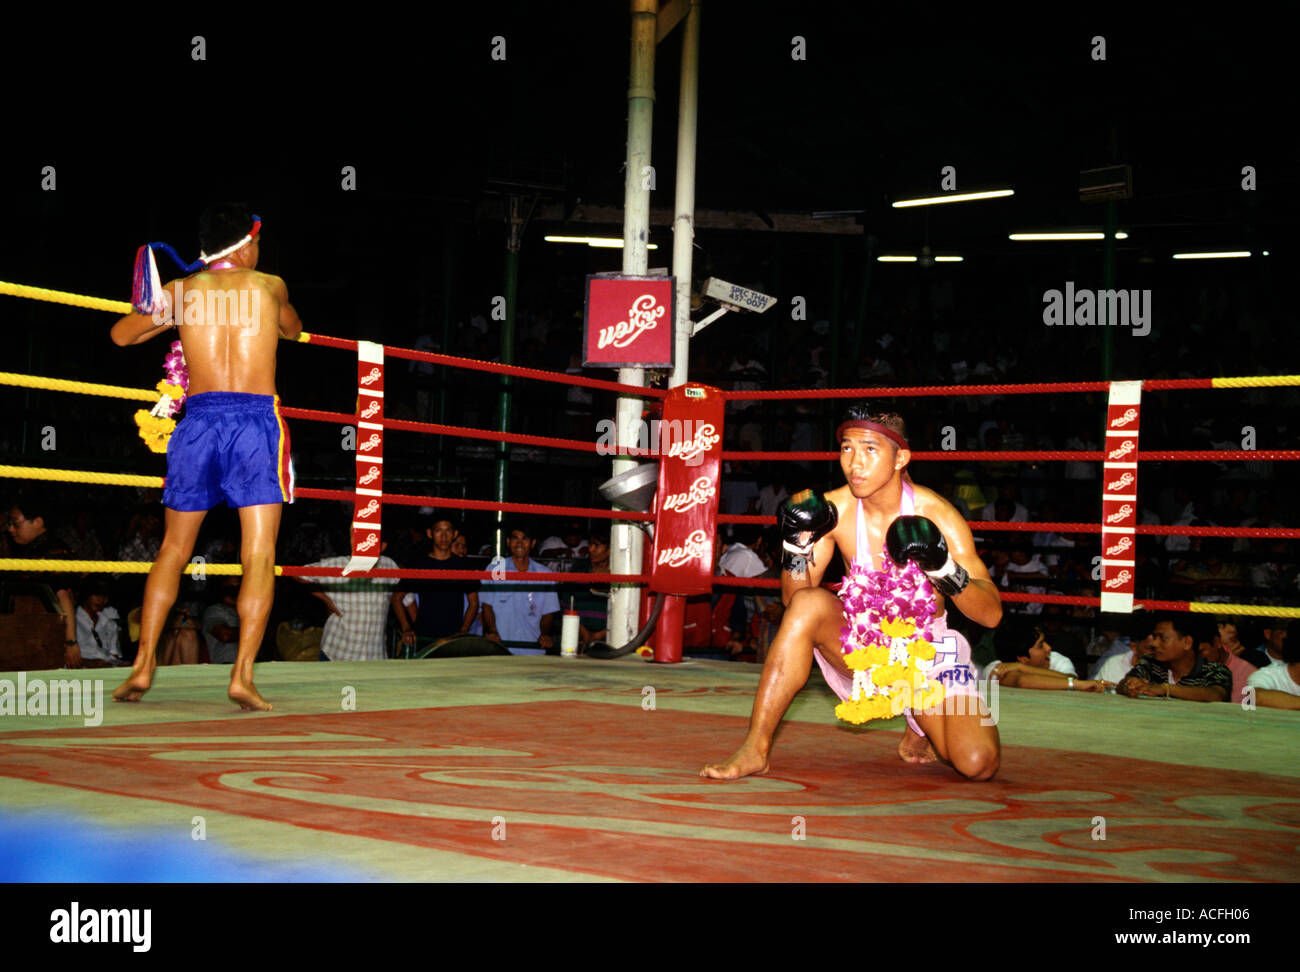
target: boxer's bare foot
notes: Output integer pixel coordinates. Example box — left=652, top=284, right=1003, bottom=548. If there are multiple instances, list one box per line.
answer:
left=112, top=665, right=155, bottom=702
left=229, top=679, right=273, bottom=712
left=701, top=741, right=769, bottom=780
left=898, top=725, right=938, bottom=763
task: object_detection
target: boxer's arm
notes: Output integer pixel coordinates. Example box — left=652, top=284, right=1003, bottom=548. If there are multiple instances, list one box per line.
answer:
left=269, top=275, right=302, bottom=340
left=112, top=279, right=180, bottom=346
left=927, top=500, right=1002, bottom=628
left=780, top=530, right=835, bottom=607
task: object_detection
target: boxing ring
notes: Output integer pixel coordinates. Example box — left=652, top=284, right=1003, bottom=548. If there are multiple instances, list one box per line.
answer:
left=1, top=279, right=1299, bottom=883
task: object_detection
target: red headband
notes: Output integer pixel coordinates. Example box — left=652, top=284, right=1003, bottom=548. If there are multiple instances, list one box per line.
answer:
left=837, top=420, right=909, bottom=451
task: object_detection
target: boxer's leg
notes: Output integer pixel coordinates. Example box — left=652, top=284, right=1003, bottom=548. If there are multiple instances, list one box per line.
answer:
left=228, top=502, right=281, bottom=711
left=113, top=508, right=207, bottom=701
left=910, top=694, right=1000, bottom=781
left=701, top=587, right=845, bottom=780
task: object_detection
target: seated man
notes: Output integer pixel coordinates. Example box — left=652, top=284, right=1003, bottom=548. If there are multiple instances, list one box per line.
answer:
left=1092, top=623, right=1156, bottom=686
left=1241, top=621, right=1288, bottom=671
left=1197, top=617, right=1258, bottom=704
left=75, top=581, right=124, bottom=669
left=983, top=617, right=1107, bottom=692
left=568, top=530, right=611, bottom=646
left=202, top=581, right=241, bottom=665
left=481, top=524, right=561, bottom=654
left=1117, top=615, right=1231, bottom=702
left=391, top=517, right=479, bottom=653
left=1244, top=637, right=1300, bottom=710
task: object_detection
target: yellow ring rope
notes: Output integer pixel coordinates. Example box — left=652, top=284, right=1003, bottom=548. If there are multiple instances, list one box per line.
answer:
left=0, top=281, right=131, bottom=315
left=0, top=372, right=158, bottom=403
left=1184, top=602, right=1300, bottom=619
left=0, top=465, right=163, bottom=488
left=1210, top=376, right=1300, bottom=388
left=0, top=560, right=278, bottom=576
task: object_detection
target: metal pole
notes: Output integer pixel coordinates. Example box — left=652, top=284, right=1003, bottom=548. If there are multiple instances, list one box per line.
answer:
left=609, top=0, right=657, bottom=650
left=1101, top=200, right=1117, bottom=381
left=669, top=0, right=701, bottom=390
left=496, top=196, right=522, bottom=556
left=438, top=218, right=457, bottom=478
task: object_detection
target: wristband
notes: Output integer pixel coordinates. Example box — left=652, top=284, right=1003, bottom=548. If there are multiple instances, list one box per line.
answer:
left=1067, top=677, right=1074, bottom=691
left=64, top=639, right=78, bottom=647
left=925, top=557, right=970, bottom=597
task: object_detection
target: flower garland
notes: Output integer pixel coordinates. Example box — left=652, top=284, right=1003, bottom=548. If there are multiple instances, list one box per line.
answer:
left=134, top=341, right=189, bottom=454
left=835, top=553, right=945, bottom=725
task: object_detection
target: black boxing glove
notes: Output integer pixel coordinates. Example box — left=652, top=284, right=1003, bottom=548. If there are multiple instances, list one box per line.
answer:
left=778, top=489, right=838, bottom=572
left=885, top=515, right=970, bottom=597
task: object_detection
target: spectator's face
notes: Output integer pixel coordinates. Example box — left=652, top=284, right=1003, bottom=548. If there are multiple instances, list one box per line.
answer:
left=83, top=593, right=109, bottom=613
left=1198, top=638, right=1226, bottom=664
left=429, top=521, right=456, bottom=552
left=5, top=508, right=42, bottom=545
left=588, top=538, right=609, bottom=564
left=1216, top=623, right=1239, bottom=655
left=450, top=535, right=468, bottom=557
left=1020, top=633, right=1051, bottom=668
left=1152, top=622, right=1193, bottom=665
left=507, top=530, right=533, bottom=559
left=1264, top=628, right=1287, bottom=652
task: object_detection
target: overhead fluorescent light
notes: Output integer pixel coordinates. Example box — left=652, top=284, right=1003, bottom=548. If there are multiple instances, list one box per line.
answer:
left=1171, top=251, right=1251, bottom=260
left=877, top=255, right=917, bottom=262
left=544, top=235, right=658, bottom=249
left=892, top=189, right=1014, bottom=208
left=1010, top=231, right=1129, bottom=241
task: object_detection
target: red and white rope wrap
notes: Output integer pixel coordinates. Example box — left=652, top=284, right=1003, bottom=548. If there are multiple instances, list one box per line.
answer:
left=349, top=342, right=386, bottom=573
left=1100, top=382, right=1142, bottom=612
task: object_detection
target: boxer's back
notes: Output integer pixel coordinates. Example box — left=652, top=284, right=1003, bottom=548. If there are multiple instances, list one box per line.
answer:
left=172, top=268, right=285, bottom=396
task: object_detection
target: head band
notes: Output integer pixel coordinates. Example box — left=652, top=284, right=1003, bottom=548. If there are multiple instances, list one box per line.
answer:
left=132, top=215, right=262, bottom=316
left=837, top=420, right=909, bottom=451
left=199, top=215, right=262, bottom=265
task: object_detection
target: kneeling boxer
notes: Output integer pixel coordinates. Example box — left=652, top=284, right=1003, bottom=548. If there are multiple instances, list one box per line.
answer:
left=701, top=403, right=1003, bottom=781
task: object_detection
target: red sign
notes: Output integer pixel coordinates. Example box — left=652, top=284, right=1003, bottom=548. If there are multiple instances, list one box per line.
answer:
left=584, top=275, right=675, bottom=368
left=650, top=385, right=724, bottom=595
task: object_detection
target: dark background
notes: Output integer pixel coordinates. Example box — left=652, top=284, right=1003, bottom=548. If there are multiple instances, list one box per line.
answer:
left=1, top=6, right=1296, bottom=631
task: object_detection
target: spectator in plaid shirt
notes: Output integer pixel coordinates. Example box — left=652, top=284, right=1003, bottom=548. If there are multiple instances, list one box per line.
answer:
left=1117, top=615, right=1231, bottom=702
left=298, top=540, right=400, bottom=661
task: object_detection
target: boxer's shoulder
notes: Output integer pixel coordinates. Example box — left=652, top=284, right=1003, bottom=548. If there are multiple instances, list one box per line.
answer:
left=825, top=484, right=855, bottom=521
left=910, top=485, right=966, bottom=531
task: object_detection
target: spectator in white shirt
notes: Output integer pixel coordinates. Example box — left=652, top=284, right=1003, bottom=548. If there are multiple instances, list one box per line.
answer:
left=75, top=582, right=123, bottom=668
left=1245, top=638, right=1300, bottom=710
left=982, top=618, right=1105, bottom=692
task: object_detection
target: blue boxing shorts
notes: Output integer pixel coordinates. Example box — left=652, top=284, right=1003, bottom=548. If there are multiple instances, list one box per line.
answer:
left=162, top=392, right=295, bottom=511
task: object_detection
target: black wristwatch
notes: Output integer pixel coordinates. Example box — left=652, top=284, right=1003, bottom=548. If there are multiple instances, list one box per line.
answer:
left=64, top=639, right=78, bottom=647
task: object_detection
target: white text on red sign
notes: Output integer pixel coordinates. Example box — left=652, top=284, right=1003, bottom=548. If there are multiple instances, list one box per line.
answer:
left=661, top=476, right=717, bottom=514
left=597, top=294, right=665, bottom=350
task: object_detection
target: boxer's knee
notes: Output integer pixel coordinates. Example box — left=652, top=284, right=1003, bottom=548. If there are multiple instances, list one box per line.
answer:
left=952, top=742, right=999, bottom=781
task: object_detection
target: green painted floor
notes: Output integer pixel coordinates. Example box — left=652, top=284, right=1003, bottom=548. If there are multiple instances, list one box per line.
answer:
left=1, top=656, right=1297, bottom=882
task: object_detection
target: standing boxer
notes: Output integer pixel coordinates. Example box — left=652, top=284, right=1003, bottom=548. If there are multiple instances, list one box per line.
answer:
left=110, top=204, right=301, bottom=710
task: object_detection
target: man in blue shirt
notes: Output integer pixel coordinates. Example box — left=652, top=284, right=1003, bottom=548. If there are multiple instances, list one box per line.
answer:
left=481, top=525, right=561, bottom=655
